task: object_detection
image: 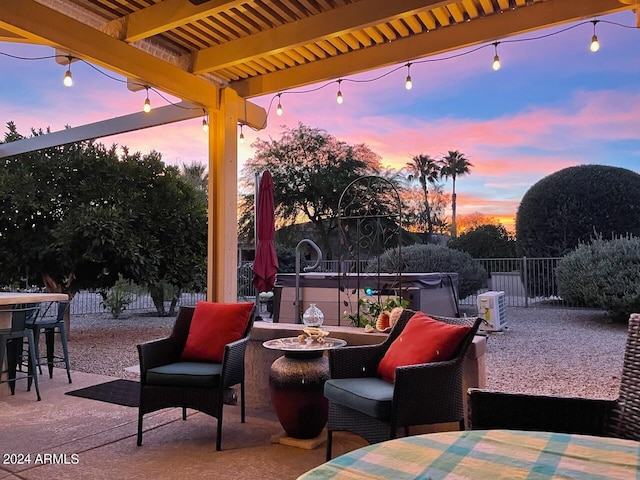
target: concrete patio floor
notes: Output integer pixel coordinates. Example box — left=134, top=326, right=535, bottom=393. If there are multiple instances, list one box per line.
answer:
left=0, top=370, right=367, bottom=480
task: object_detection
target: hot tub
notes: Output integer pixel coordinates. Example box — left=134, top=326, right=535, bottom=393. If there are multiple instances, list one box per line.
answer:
left=272, top=272, right=460, bottom=325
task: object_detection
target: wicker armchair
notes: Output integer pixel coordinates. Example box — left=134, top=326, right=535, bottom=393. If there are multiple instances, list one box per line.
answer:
left=137, top=304, right=255, bottom=451
left=325, top=309, right=482, bottom=460
left=468, top=313, right=640, bottom=441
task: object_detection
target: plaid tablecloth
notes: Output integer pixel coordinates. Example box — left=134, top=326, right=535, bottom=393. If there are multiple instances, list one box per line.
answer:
left=299, top=430, right=640, bottom=479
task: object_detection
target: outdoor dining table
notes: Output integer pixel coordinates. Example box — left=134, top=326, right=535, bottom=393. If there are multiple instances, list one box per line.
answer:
left=298, top=429, right=640, bottom=479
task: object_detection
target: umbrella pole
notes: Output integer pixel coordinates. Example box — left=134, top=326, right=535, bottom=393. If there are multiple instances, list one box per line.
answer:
left=254, top=172, right=261, bottom=319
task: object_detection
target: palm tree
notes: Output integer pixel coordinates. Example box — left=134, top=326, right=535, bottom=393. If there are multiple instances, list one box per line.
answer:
left=440, top=150, right=473, bottom=238
left=181, top=162, right=208, bottom=206
left=406, top=154, right=440, bottom=238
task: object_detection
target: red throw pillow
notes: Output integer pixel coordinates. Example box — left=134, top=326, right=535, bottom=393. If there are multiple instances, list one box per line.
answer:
left=376, top=311, right=471, bottom=382
left=180, top=301, right=254, bottom=363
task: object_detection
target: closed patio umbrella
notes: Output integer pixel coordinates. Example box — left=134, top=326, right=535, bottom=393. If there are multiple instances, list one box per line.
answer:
left=253, top=171, right=278, bottom=293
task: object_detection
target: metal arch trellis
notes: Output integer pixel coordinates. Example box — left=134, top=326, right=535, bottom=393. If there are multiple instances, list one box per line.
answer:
left=337, top=176, right=403, bottom=326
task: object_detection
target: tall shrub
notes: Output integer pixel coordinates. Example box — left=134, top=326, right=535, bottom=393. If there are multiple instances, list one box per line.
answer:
left=555, top=236, right=640, bottom=321
left=516, top=165, right=640, bottom=297
left=517, top=165, right=640, bottom=257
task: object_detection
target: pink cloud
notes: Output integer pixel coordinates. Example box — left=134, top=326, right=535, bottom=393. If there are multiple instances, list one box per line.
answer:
left=107, top=120, right=208, bottom=166
left=2, top=12, right=637, bottom=230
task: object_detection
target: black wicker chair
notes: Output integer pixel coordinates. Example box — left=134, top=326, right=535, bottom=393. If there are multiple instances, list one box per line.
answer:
left=137, top=304, right=255, bottom=451
left=325, top=309, right=482, bottom=460
left=468, top=313, right=640, bottom=441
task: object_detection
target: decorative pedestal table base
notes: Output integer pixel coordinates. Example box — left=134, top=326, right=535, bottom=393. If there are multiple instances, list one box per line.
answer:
left=263, top=337, right=346, bottom=440
left=269, top=353, right=329, bottom=439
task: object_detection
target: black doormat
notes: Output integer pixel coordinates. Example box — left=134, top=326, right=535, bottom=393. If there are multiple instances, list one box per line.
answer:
left=65, top=379, right=139, bottom=407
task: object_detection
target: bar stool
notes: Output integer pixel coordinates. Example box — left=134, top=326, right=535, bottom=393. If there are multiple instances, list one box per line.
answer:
left=27, top=301, right=72, bottom=383
left=0, top=305, right=41, bottom=401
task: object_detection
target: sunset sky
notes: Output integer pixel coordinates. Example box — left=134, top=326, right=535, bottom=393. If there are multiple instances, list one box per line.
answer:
left=1, top=11, right=639, bottom=232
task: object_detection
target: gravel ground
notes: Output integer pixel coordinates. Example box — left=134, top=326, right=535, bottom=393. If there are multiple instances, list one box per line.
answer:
left=67, top=312, right=175, bottom=380
left=481, top=307, right=627, bottom=400
left=63, top=306, right=628, bottom=399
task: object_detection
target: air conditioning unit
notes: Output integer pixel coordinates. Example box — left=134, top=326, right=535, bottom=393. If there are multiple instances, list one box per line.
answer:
left=477, top=291, right=506, bottom=332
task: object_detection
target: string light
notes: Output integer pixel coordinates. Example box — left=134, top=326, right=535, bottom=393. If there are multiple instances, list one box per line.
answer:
left=590, top=20, right=600, bottom=52
left=63, top=56, right=73, bottom=87
left=0, top=15, right=634, bottom=128
left=492, top=42, right=501, bottom=71
left=143, top=87, right=151, bottom=113
left=257, top=16, right=636, bottom=119
left=405, top=64, right=413, bottom=90
left=202, top=110, right=208, bottom=132
left=239, top=124, right=245, bottom=144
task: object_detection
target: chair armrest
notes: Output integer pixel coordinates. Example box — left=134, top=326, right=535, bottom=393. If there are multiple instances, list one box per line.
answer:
left=328, top=343, right=388, bottom=379
left=468, top=388, right=616, bottom=435
left=393, top=359, right=465, bottom=427
left=221, top=336, right=250, bottom=387
left=137, top=337, right=180, bottom=377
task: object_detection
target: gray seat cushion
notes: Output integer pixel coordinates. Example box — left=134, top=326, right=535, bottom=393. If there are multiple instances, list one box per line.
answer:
left=146, top=362, right=222, bottom=388
left=324, top=377, right=394, bottom=420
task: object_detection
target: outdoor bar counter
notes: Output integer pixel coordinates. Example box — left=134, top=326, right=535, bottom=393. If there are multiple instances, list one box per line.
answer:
left=0, top=292, right=69, bottom=396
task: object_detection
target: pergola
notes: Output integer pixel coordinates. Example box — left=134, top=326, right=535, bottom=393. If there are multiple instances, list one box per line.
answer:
left=0, top=0, right=637, bottom=301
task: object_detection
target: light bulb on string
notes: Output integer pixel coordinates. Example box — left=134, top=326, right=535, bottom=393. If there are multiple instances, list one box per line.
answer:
left=201, top=109, right=209, bottom=131
left=143, top=87, right=151, bottom=113
left=492, top=42, right=501, bottom=71
left=336, top=80, right=343, bottom=104
left=590, top=20, right=600, bottom=52
left=239, top=124, right=245, bottom=144
left=276, top=93, right=283, bottom=116
left=405, top=64, right=413, bottom=90
left=63, top=56, right=73, bottom=87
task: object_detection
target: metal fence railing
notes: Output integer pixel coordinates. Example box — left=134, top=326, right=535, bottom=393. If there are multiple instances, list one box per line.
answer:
left=256, top=256, right=585, bottom=309
left=459, top=257, right=586, bottom=308
left=45, top=255, right=586, bottom=317
left=68, top=291, right=207, bottom=315
left=238, top=262, right=255, bottom=300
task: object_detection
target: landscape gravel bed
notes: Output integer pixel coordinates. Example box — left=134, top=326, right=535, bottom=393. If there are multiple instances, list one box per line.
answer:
left=64, top=306, right=628, bottom=398
left=481, top=307, right=626, bottom=399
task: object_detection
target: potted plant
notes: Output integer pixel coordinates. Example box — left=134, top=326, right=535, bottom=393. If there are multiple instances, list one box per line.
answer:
left=342, top=296, right=408, bottom=331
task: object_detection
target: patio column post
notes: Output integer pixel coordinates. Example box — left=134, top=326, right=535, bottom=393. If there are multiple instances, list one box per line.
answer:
left=207, top=87, right=240, bottom=302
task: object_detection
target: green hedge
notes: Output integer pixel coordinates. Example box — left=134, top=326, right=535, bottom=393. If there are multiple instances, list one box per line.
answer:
left=555, top=236, right=640, bottom=321
left=516, top=164, right=640, bottom=297
left=517, top=165, right=640, bottom=257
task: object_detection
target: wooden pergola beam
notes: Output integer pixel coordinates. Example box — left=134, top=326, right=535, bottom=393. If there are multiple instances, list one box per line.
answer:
left=231, top=0, right=629, bottom=98
left=191, top=0, right=451, bottom=74
left=0, top=102, right=202, bottom=159
left=0, top=0, right=219, bottom=109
